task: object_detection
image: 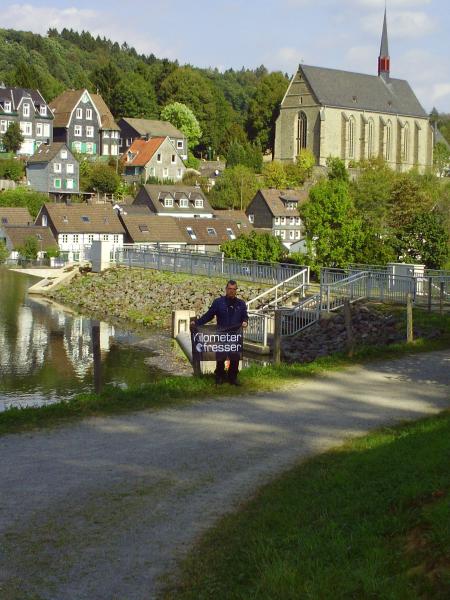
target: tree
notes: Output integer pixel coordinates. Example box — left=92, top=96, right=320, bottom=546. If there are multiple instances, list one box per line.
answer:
left=0, top=240, right=9, bottom=263
left=110, top=75, right=158, bottom=119
left=2, top=122, right=24, bottom=154
left=220, top=231, right=288, bottom=262
left=433, top=141, right=450, bottom=177
left=393, top=211, right=448, bottom=269
left=326, top=157, right=349, bottom=182
left=91, top=62, right=121, bottom=107
left=208, top=165, right=258, bottom=210
left=160, top=102, right=202, bottom=150
left=87, top=163, right=121, bottom=194
left=18, top=235, right=39, bottom=260
left=262, top=161, right=288, bottom=188
left=301, top=179, right=363, bottom=268
left=225, top=140, right=263, bottom=172
left=0, top=188, right=47, bottom=218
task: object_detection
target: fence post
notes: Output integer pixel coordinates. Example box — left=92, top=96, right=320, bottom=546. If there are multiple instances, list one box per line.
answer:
left=406, top=293, right=414, bottom=343
left=427, top=276, right=432, bottom=312
left=273, top=310, right=282, bottom=365
left=326, top=284, right=330, bottom=312
left=343, top=299, right=354, bottom=357
left=440, top=282, right=444, bottom=316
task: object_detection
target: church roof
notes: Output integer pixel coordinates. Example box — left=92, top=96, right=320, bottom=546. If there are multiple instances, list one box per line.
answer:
left=300, top=64, right=427, bottom=118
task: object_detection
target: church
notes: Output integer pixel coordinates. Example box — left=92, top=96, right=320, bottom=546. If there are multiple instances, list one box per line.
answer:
left=274, top=10, right=433, bottom=172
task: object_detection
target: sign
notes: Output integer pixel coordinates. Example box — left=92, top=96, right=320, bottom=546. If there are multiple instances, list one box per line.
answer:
left=191, top=325, right=243, bottom=362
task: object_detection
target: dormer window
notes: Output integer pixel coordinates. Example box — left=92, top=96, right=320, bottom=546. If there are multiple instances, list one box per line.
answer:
left=81, top=216, right=90, bottom=223
left=4, top=101, right=11, bottom=113
left=1, top=217, right=8, bottom=224
left=139, top=224, right=149, bottom=232
left=23, top=103, right=30, bottom=117
left=186, top=227, right=197, bottom=240
left=40, top=105, right=47, bottom=116
left=194, top=198, right=203, bottom=208
left=164, top=197, right=173, bottom=208
left=63, top=215, right=68, bottom=223
left=179, top=198, right=188, bottom=208
left=286, top=201, right=297, bottom=210
left=226, top=227, right=236, bottom=240
left=177, top=140, right=183, bottom=149
left=207, top=227, right=217, bottom=236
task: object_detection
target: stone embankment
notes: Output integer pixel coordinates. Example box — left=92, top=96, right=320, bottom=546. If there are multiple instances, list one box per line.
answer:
left=50, top=266, right=267, bottom=327
left=282, top=302, right=443, bottom=363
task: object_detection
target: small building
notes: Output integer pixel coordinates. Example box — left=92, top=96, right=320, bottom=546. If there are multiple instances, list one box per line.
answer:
left=35, top=203, right=125, bottom=259
left=133, top=184, right=214, bottom=218
left=26, top=143, right=79, bottom=197
left=50, top=89, right=119, bottom=157
left=118, top=117, right=187, bottom=159
left=246, top=189, right=308, bottom=250
left=2, top=225, right=57, bottom=260
left=0, top=85, right=53, bottom=155
left=121, top=137, right=186, bottom=184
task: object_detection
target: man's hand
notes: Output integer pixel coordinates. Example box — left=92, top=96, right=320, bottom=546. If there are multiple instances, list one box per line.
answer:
left=190, top=320, right=197, bottom=331
left=242, top=321, right=248, bottom=329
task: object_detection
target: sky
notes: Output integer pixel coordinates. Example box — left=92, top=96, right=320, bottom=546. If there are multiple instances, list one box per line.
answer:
left=2, top=0, right=449, bottom=112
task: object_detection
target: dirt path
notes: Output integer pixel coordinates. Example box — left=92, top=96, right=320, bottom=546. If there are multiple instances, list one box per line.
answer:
left=1, top=351, right=449, bottom=600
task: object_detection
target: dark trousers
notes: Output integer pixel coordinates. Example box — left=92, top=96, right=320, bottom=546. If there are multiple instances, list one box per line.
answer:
left=215, top=359, right=239, bottom=383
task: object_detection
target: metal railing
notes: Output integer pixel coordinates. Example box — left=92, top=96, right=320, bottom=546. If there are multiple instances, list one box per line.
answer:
left=246, top=268, right=309, bottom=311
left=244, top=311, right=274, bottom=345
left=281, top=295, right=321, bottom=337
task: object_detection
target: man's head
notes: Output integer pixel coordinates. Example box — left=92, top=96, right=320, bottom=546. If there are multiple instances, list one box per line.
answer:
left=225, top=280, right=238, bottom=298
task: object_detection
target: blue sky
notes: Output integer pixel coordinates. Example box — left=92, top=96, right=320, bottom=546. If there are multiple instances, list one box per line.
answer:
left=2, top=1, right=449, bottom=112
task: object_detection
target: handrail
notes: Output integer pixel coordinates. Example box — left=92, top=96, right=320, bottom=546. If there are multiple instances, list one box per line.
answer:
left=246, top=267, right=309, bottom=310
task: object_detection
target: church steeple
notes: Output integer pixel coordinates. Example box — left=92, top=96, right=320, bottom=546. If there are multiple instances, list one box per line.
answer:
left=378, top=8, right=390, bottom=81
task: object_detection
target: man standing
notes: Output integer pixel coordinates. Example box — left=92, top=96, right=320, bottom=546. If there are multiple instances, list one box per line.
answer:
left=191, top=280, right=248, bottom=385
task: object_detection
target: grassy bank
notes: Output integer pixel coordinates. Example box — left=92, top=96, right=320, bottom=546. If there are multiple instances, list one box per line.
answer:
left=163, top=410, right=450, bottom=600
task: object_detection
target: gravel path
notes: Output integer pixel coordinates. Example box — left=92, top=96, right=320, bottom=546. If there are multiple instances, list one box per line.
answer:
left=1, top=350, right=449, bottom=600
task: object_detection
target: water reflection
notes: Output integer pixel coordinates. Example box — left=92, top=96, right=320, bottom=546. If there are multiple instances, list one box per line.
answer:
left=0, top=268, right=181, bottom=411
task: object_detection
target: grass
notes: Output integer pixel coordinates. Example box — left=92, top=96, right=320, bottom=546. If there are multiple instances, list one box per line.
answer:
left=163, top=411, right=450, bottom=600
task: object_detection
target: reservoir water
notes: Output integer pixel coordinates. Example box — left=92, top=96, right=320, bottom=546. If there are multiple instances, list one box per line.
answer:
left=0, top=268, right=189, bottom=411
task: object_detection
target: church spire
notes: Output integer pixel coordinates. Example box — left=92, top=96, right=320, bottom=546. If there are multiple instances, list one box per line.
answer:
left=378, top=7, right=390, bottom=81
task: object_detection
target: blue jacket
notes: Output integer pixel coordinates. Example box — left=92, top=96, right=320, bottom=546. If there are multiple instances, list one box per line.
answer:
left=196, top=296, right=248, bottom=329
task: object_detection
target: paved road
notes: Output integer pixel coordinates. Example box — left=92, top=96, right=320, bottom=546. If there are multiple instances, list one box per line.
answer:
left=1, top=351, right=449, bottom=600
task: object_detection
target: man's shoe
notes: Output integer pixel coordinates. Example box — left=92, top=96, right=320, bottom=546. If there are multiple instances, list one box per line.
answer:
left=229, top=380, right=242, bottom=386
left=215, top=378, right=224, bottom=385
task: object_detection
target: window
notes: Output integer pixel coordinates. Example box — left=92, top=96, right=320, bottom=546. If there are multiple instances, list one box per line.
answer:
left=113, top=235, right=119, bottom=243
left=63, top=215, right=68, bottom=223
left=207, top=227, right=217, bottom=236
left=280, top=217, right=286, bottom=225
left=126, top=138, right=132, bottom=147
left=86, top=142, right=94, bottom=154
left=73, top=234, right=79, bottom=243
left=4, top=101, right=11, bottom=113
left=0, top=120, right=7, bottom=133
left=179, top=198, right=188, bottom=208
left=274, top=229, right=281, bottom=237
left=150, top=167, right=156, bottom=177
left=54, top=163, right=61, bottom=173
left=42, top=215, right=47, bottom=227
left=86, top=108, right=93, bottom=120
left=385, top=120, right=392, bottom=161
left=287, top=201, right=296, bottom=210
left=76, top=108, right=82, bottom=119
left=163, top=168, right=169, bottom=178
left=20, top=122, right=32, bottom=136
left=66, top=179, right=74, bottom=190
left=176, top=168, right=182, bottom=179
left=1, top=217, right=8, bottom=224
left=103, top=131, right=109, bottom=138
left=164, top=197, right=173, bottom=208
left=348, top=116, right=355, bottom=159
left=295, top=217, right=301, bottom=225
left=36, top=122, right=43, bottom=137
left=157, top=153, right=162, bottom=163
left=86, top=126, right=94, bottom=138
left=88, top=234, right=94, bottom=243
left=177, top=140, right=183, bottom=149
left=74, top=125, right=82, bottom=137
left=296, top=111, right=307, bottom=153
left=226, top=228, right=236, bottom=240
left=40, top=105, right=47, bottom=116
left=81, top=216, right=90, bottom=223
left=43, top=123, right=50, bottom=137
left=102, top=234, right=109, bottom=242
left=139, top=225, right=149, bottom=232
left=73, top=141, right=82, bottom=152
left=61, top=234, right=68, bottom=244
left=280, top=230, right=286, bottom=240
left=66, top=163, right=74, bottom=174
left=103, top=143, right=109, bottom=155
left=295, top=230, right=301, bottom=240
left=275, top=217, right=280, bottom=225
left=367, top=119, right=374, bottom=158
left=289, top=230, right=295, bottom=239
left=186, top=227, right=197, bottom=240
left=171, top=154, right=176, bottom=164
left=289, top=217, right=295, bottom=225
left=23, top=103, right=30, bottom=117
left=403, top=122, right=410, bottom=162
left=248, top=214, right=254, bottom=223
left=61, top=150, right=68, bottom=160
left=194, top=198, right=203, bottom=208
left=54, top=178, right=61, bottom=189
left=82, top=92, right=89, bottom=103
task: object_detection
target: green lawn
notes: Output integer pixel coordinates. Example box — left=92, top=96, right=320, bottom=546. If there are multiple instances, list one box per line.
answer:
left=164, top=411, right=450, bottom=600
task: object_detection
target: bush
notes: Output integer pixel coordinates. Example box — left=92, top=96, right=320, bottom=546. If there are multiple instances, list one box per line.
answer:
left=0, top=240, right=9, bottom=263
left=0, top=188, right=47, bottom=218
left=18, top=236, right=39, bottom=259
left=0, top=158, right=24, bottom=182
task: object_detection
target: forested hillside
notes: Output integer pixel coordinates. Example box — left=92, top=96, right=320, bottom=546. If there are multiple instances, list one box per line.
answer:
left=0, top=28, right=290, bottom=155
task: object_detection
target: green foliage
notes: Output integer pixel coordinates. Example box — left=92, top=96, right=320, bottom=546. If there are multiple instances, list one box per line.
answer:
left=433, top=141, right=450, bottom=177
left=184, top=152, right=201, bottom=170
left=326, top=156, right=349, bottom=182
left=0, top=187, right=47, bottom=218
left=0, top=158, right=24, bottom=182
left=1, top=122, right=24, bottom=154
left=110, top=75, right=158, bottom=119
left=225, top=140, right=263, bottom=172
left=0, top=240, right=9, bottom=263
left=262, top=151, right=314, bottom=188
left=86, top=162, right=121, bottom=194
left=18, top=235, right=39, bottom=259
left=247, top=72, right=289, bottom=151
left=301, top=178, right=363, bottom=268
left=393, top=210, right=448, bottom=269
left=208, top=165, right=258, bottom=210
left=220, top=231, right=288, bottom=262
left=45, top=246, right=60, bottom=258
left=160, top=102, right=202, bottom=150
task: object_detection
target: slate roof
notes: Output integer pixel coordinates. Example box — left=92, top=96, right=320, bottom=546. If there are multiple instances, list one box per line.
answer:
left=136, top=185, right=213, bottom=216
left=300, top=64, right=427, bottom=118
left=0, top=86, right=50, bottom=115
left=3, top=225, right=57, bottom=250
left=50, top=90, right=119, bottom=130
left=120, top=118, right=184, bottom=138
left=255, top=189, right=309, bottom=217
left=123, top=138, right=166, bottom=167
left=42, top=204, right=125, bottom=234
left=27, top=143, right=72, bottom=164
left=0, top=207, right=33, bottom=226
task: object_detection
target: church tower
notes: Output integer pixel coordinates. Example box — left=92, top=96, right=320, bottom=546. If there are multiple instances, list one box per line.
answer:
left=378, top=8, right=390, bottom=81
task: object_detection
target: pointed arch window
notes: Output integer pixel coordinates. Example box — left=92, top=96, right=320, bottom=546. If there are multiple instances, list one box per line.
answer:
left=348, top=116, right=356, bottom=159
left=403, top=122, right=410, bottom=162
left=367, top=118, right=374, bottom=158
left=385, top=119, right=392, bottom=161
left=296, top=111, right=307, bottom=154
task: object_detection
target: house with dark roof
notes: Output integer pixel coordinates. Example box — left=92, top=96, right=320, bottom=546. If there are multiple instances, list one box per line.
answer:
left=121, top=137, right=186, bottom=184
left=274, top=9, right=433, bottom=172
left=0, top=207, right=34, bottom=250
left=245, top=189, right=308, bottom=250
left=26, top=143, right=79, bottom=196
left=2, top=225, right=57, bottom=260
left=35, top=203, right=125, bottom=258
left=0, top=84, right=53, bottom=155
left=50, top=89, right=119, bottom=157
left=118, top=118, right=187, bottom=159
left=133, top=184, right=214, bottom=218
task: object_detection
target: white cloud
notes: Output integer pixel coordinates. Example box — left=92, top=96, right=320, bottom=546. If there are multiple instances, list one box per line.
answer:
left=361, top=10, right=436, bottom=38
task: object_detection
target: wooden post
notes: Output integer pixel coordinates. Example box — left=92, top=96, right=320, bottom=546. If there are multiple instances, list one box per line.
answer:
left=428, top=276, right=432, bottom=312
left=406, top=293, right=413, bottom=343
left=273, top=309, right=282, bottom=365
left=343, top=299, right=354, bottom=357
left=440, top=282, right=444, bottom=316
